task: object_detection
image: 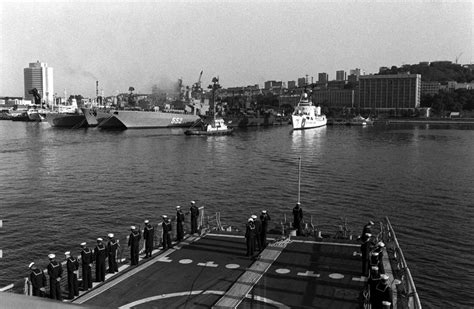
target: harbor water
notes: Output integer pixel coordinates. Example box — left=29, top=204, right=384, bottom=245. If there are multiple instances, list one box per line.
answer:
left=0, top=121, right=473, bottom=308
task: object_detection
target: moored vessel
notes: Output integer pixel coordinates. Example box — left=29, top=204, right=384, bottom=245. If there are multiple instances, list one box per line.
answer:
left=81, top=107, right=112, bottom=127
left=291, top=92, right=327, bottom=130
left=45, top=112, right=87, bottom=128
left=184, top=116, right=233, bottom=136
left=349, top=114, right=374, bottom=126
left=97, top=109, right=200, bottom=129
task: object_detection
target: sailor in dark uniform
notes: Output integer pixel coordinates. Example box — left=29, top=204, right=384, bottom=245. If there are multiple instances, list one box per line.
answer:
left=143, top=220, right=154, bottom=258
left=361, top=221, right=375, bottom=239
left=373, top=241, right=386, bottom=273
left=360, top=233, right=372, bottom=275
left=28, top=262, right=46, bottom=297
left=65, top=251, right=79, bottom=299
left=128, top=225, right=141, bottom=265
left=80, top=242, right=93, bottom=290
left=107, top=233, right=119, bottom=273
left=292, top=202, right=303, bottom=236
left=94, top=238, right=107, bottom=282
left=162, top=215, right=173, bottom=250
left=190, top=201, right=199, bottom=234
left=251, top=215, right=262, bottom=251
left=245, top=218, right=257, bottom=258
left=260, top=210, right=271, bottom=248
left=46, top=253, right=63, bottom=300
left=372, top=274, right=393, bottom=309
left=176, top=206, right=185, bottom=242
left=367, top=266, right=381, bottom=301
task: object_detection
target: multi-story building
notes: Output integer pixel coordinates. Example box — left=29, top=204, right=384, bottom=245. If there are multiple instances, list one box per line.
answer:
left=336, top=70, right=346, bottom=81
left=358, top=74, right=421, bottom=110
left=318, top=73, right=328, bottom=84
left=24, top=61, right=54, bottom=104
left=297, top=77, right=306, bottom=87
left=287, top=81, right=296, bottom=89
left=312, top=89, right=354, bottom=108
left=421, top=81, right=440, bottom=96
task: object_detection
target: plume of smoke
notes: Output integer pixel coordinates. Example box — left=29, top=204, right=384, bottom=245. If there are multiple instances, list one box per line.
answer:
left=150, top=76, right=180, bottom=95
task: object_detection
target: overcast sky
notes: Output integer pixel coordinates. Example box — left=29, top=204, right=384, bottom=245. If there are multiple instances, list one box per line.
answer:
left=1, top=1, right=472, bottom=97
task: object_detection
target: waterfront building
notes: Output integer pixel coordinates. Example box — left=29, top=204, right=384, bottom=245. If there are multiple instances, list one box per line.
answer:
left=348, top=74, right=359, bottom=84
left=318, top=73, right=328, bottom=84
left=327, top=80, right=346, bottom=90
left=24, top=61, right=54, bottom=104
left=312, top=89, right=354, bottom=108
left=421, top=81, right=440, bottom=96
left=297, top=77, right=306, bottom=87
left=336, top=70, right=346, bottom=81
left=350, top=68, right=362, bottom=76
left=287, top=81, right=296, bottom=89
left=358, top=74, right=421, bottom=110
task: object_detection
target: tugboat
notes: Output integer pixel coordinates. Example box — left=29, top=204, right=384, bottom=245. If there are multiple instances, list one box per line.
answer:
left=291, top=92, right=327, bottom=130
left=185, top=77, right=233, bottom=136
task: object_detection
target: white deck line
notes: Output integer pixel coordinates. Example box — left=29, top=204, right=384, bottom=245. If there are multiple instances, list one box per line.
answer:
left=212, top=243, right=288, bottom=309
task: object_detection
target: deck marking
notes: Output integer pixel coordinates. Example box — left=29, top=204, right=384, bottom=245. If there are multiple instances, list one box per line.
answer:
left=297, top=271, right=320, bottom=277
left=225, top=263, right=240, bottom=269
left=157, top=256, right=172, bottom=263
left=118, top=290, right=289, bottom=309
left=352, top=276, right=367, bottom=282
left=197, top=261, right=218, bottom=267
left=329, top=273, right=344, bottom=280
left=275, top=268, right=291, bottom=274
left=179, top=259, right=193, bottom=264
left=291, top=239, right=360, bottom=247
left=213, top=244, right=289, bottom=308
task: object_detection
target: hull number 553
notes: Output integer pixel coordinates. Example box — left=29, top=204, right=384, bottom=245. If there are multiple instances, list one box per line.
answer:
left=171, top=118, right=183, bottom=124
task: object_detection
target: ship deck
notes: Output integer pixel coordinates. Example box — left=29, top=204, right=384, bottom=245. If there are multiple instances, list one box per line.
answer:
left=73, top=233, right=365, bottom=308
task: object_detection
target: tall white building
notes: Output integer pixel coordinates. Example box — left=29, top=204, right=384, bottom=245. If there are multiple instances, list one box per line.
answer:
left=24, top=61, right=54, bottom=104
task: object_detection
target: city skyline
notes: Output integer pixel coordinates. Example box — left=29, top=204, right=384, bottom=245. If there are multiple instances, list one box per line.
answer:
left=1, top=1, right=472, bottom=97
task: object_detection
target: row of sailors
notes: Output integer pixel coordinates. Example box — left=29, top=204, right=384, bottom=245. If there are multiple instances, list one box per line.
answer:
left=245, top=210, right=271, bottom=258
left=28, top=201, right=201, bottom=301
left=359, top=220, right=393, bottom=309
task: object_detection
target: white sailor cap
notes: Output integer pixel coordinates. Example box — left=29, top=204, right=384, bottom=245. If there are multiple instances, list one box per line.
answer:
left=80, top=242, right=86, bottom=246
left=48, top=254, right=55, bottom=259
left=97, top=237, right=103, bottom=241
left=369, top=220, right=375, bottom=225
left=371, top=251, right=379, bottom=256
left=130, top=225, right=136, bottom=230
left=382, top=301, right=391, bottom=306
left=162, top=215, right=168, bottom=219
left=251, top=215, right=257, bottom=219
left=191, top=200, right=195, bottom=204
left=248, top=218, right=253, bottom=222
left=65, top=251, right=71, bottom=256
left=377, top=241, right=385, bottom=247
left=371, top=266, right=379, bottom=270
left=29, top=262, right=35, bottom=268
left=296, top=202, right=301, bottom=206
left=108, top=233, right=114, bottom=238
left=144, top=220, right=149, bottom=224
left=176, top=205, right=181, bottom=209
left=365, top=233, right=372, bottom=237
left=262, top=210, right=267, bottom=213
left=380, top=274, right=389, bottom=281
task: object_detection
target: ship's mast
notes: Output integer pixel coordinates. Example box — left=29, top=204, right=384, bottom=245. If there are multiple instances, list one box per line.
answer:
left=297, top=156, right=302, bottom=203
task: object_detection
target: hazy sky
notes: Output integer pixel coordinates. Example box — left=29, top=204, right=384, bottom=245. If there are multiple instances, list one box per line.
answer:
left=1, top=1, right=472, bottom=97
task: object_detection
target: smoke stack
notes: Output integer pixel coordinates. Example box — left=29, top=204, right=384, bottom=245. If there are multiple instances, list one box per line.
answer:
left=96, top=81, right=99, bottom=98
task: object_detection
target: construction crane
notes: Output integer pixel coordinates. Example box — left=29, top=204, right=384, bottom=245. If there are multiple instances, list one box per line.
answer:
left=192, top=71, right=203, bottom=94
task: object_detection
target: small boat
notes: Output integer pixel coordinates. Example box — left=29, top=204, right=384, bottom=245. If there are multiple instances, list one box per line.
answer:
left=184, top=116, right=233, bottom=136
left=349, top=115, right=374, bottom=126
left=291, top=92, right=327, bottom=130
left=45, top=112, right=87, bottom=128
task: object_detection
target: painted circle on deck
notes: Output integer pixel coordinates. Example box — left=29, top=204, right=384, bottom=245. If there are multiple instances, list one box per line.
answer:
left=179, top=259, right=193, bottom=264
left=275, top=268, right=290, bottom=274
left=225, top=264, right=240, bottom=269
left=329, top=273, right=344, bottom=280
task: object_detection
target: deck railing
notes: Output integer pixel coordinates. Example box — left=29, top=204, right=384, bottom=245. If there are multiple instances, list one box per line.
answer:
left=382, top=217, right=422, bottom=309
